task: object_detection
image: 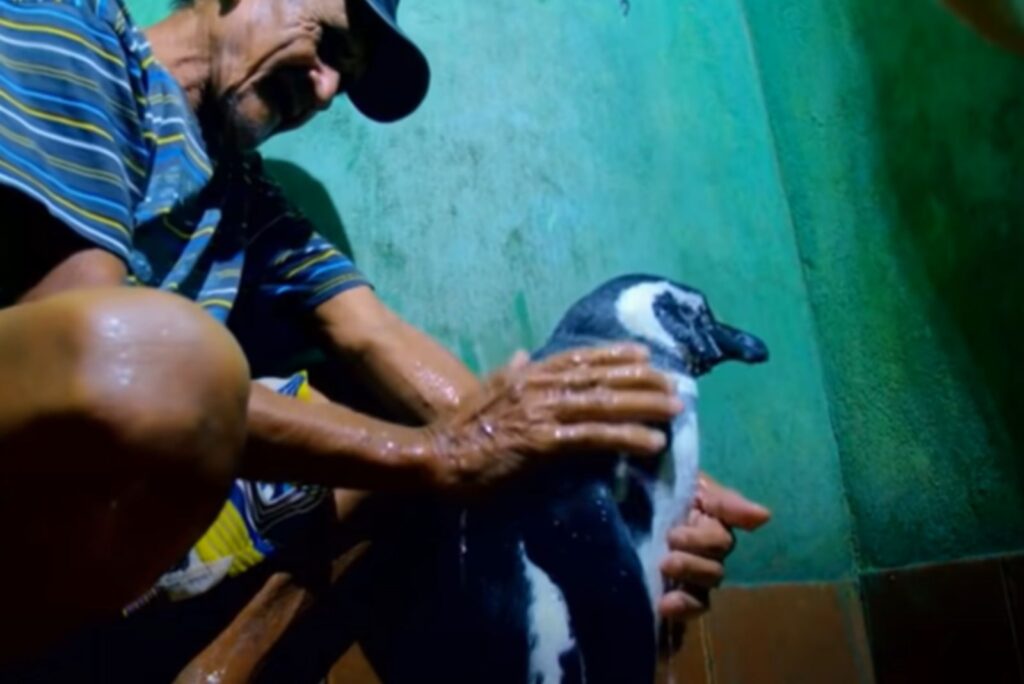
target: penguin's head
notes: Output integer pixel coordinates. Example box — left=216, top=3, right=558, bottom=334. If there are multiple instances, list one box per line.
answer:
left=548, top=275, right=769, bottom=376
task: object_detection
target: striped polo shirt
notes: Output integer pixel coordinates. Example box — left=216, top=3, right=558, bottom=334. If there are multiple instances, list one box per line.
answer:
left=0, top=0, right=370, bottom=345
left=0, top=0, right=373, bottom=600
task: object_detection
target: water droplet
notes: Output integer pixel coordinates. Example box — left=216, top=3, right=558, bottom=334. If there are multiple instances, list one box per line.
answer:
left=459, top=509, right=469, bottom=586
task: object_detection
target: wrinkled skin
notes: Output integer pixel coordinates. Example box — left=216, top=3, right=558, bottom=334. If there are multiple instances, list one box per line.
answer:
left=161, top=0, right=380, bottom=149
left=0, top=287, right=250, bottom=662
left=425, top=346, right=680, bottom=493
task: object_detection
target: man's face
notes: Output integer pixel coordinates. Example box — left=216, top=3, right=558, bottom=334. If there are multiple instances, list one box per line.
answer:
left=209, top=0, right=379, bottom=149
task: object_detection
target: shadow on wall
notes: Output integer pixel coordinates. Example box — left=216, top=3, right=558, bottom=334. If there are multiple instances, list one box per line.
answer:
left=263, top=159, right=358, bottom=262
left=856, top=5, right=1024, bottom=465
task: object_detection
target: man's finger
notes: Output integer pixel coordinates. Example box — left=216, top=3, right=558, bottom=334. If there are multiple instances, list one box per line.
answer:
left=660, top=551, right=724, bottom=589
left=667, top=513, right=735, bottom=560
left=547, top=389, right=682, bottom=423
left=526, top=364, right=674, bottom=393
left=658, top=590, right=707, bottom=620
left=507, top=349, right=531, bottom=371
left=541, top=423, right=666, bottom=455
left=539, top=343, right=650, bottom=371
left=696, top=474, right=771, bottom=531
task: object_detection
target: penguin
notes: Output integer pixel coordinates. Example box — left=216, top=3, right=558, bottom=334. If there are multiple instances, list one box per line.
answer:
left=516, top=274, right=769, bottom=684
left=362, top=275, right=768, bottom=684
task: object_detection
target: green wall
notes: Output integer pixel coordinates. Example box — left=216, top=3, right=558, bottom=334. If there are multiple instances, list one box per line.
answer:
left=131, top=0, right=1024, bottom=582
left=742, top=0, right=1024, bottom=570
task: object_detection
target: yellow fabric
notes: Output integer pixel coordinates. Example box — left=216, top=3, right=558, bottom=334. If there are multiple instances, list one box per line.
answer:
left=189, top=371, right=313, bottom=577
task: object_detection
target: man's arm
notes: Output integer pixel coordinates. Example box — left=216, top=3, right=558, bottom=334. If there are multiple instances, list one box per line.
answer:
left=3, top=189, right=130, bottom=306
left=313, top=285, right=478, bottom=422
left=18, top=245, right=673, bottom=495
left=243, top=340, right=674, bottom=491
left=18, top=249, right=128, bottom=304
left=14, top=245, right=452, bottom=491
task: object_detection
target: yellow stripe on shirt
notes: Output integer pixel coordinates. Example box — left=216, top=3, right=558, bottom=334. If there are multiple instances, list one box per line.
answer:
left=0, top=156, right=129, bottom=235
left=284, top=248, right=342, bottom=280
left=0, top=17, right=125, bottom=67
left=0, top=83, right=115, bottom=143
left=0, top=119, right=123, bottom=186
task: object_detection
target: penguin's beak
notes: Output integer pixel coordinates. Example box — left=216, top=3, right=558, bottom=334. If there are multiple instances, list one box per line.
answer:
left=711, top=323, right=769, bottom=364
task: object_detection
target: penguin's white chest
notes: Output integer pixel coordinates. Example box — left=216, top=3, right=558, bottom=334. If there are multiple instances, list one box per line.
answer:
left=633, top=372, right=700, bottom=612
left=523, top=372, right=700, bottom=682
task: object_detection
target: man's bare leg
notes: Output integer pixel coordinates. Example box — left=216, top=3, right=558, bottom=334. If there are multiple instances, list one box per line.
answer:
left=0, top=288, right=249, bottom=661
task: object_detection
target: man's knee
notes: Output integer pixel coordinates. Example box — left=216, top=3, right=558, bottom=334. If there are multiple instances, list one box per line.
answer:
left=3, top=288, right=250, bottom=485
left=0, top=289, right=251, bottom=639
left=73, top=288, right=251, bottom=483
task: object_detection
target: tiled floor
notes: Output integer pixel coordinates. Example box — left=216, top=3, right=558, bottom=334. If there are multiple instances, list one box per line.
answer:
left=704, top=583, right=873, bottom=684
left=861, top=556, right=1024, bottom=684
left=657, top=582, right=874, bottom=684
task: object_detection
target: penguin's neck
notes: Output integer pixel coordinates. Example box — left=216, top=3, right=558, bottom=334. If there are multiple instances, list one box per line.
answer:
left=634, top=369, right=700, bottom=615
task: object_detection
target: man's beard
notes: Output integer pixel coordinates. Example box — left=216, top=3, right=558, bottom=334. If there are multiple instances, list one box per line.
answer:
left=211, top=91, right=278, bottom=153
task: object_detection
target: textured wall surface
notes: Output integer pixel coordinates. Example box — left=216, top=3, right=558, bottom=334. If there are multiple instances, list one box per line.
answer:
left=742, top=0, right=1024, bottom=570
left=129, top=0, right=1024, bottom=583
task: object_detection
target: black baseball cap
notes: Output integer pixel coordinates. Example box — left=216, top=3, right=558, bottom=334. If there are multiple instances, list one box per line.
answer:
left=347, top=0, right=430, bottom=123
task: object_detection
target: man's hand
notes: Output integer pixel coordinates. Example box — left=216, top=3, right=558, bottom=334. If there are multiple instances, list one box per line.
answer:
left=658, top=474, right=771, bottom=620
left=424, top=344, right=683, bottom=492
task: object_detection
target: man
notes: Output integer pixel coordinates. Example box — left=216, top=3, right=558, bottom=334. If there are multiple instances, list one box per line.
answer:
left=0, top=0, right=768, bottom=667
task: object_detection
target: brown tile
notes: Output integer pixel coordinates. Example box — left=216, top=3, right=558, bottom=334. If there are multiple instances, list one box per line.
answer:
left=706, top=582, right=874, bottom=684
left=1000, top=555, right=1024, bottom=679
left=862, top=558, right=1020, bottom=684
left=656, top=616, right=710, bottom=684
left=328, top=643, right=382, bottom=684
